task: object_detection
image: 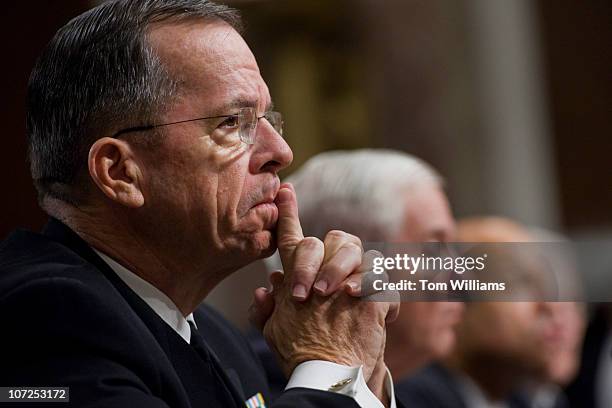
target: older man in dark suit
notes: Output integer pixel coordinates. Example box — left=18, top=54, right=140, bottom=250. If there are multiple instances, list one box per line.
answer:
left=0, top=1, right=400, bottom=407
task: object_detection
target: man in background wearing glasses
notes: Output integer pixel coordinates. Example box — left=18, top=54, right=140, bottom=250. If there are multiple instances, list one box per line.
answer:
left=0, top=1, right=400, bottom=407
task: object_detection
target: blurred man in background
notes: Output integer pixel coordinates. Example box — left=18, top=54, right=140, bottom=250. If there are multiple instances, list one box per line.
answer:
left=525, top=302, right=585, bottom=408
left=397, top=217, right=585, bottom=408
left=524, top=230, right=586, bottom=408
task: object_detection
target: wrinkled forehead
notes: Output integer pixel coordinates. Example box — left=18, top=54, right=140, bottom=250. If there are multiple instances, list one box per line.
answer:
left=148, top=19, right=268, bottom=112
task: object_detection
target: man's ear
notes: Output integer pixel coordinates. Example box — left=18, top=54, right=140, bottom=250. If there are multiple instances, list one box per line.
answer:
left=88, top=137, right=145, bottom=208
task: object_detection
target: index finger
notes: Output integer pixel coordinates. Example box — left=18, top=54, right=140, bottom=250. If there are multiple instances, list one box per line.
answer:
left=275, top=183, right=304, bottom=269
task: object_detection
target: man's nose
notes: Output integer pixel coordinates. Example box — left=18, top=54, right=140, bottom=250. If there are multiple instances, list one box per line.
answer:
left=249, top=118, right=293, bottom=174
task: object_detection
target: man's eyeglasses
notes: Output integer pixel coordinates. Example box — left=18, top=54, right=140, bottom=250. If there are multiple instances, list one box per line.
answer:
left=112, top=107, right=283, bottom=144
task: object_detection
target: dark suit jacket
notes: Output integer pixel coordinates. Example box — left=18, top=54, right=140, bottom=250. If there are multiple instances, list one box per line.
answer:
left=395, top=363, right=468, bottom=408
left=565, top=306, right=612, bottom=408
left=395, top=363, right=537, bottom=408
left=0, top=218, right=361, bottom=407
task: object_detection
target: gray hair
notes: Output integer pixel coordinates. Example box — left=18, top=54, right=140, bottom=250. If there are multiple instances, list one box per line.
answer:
left=27, top=0, right=242, bottom=205
left=288, top=149, right=443, bottom=241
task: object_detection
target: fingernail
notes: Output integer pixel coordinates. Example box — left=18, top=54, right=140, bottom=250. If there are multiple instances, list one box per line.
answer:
left=276, top=188, right=292, bottom=203
left=314, top=280, right=328, bottom=294
left=346, top=281, right=359, bottom=292
left=292, top=284, right=307, bottom=300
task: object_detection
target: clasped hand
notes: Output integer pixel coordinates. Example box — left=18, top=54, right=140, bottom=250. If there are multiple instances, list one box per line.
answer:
left=249, top=183, right=399, bottom=401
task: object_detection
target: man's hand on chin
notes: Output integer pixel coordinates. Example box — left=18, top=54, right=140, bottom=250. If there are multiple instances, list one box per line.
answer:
left=249, top=183, right=399, bottom=405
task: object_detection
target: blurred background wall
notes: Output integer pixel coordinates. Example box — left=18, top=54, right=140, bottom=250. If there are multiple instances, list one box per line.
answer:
left=2, top=0, right=610, bottom=328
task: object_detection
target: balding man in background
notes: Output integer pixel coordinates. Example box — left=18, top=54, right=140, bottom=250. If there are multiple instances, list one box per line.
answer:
left=397, top=217, right=583, bottom=408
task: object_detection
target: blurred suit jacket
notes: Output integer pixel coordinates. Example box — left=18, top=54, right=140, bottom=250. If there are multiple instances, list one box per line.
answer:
left=394, top=363, right=565, bottom=408
left=0, top=218, right=361, bottom=407
left=565, top=306, right=612, bottom=408
left=395, top=363, right=469, bottom=408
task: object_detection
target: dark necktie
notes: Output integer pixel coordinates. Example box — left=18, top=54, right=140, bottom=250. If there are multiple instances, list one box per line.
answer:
left=188, top=320, right=213, bottom=361
left=187, top=321, right=244, bottom=407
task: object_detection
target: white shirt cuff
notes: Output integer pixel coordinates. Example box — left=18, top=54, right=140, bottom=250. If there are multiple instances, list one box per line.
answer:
left=285, top=360, right=397, bottom=408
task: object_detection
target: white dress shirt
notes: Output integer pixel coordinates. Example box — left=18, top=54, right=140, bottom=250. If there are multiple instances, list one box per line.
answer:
left=94, top=250, right=396, bottom=408
left=456, top=374, right=509, bottom=408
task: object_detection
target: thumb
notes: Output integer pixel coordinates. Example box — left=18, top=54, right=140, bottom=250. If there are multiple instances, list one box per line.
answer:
left=275, top=183, right=304, bottom=270
left=248, top=287, right=274, bottom=332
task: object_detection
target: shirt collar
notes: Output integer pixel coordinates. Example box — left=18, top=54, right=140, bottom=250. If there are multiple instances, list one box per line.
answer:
left=456, top=374, right=509, bottom=408
left=93, top=249, right=196, bottom=343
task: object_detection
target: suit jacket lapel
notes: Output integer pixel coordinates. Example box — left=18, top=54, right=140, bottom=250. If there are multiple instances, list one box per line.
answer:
left=42, top=218, right=245, bottom=407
